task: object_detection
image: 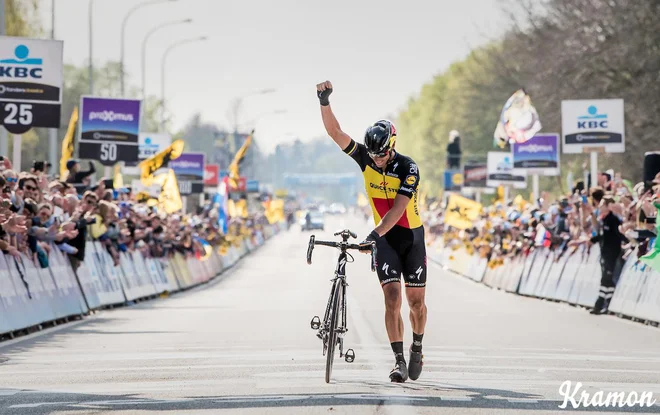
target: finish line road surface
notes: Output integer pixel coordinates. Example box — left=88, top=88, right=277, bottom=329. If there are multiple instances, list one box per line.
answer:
left=1, top=214, right=660, bottom=415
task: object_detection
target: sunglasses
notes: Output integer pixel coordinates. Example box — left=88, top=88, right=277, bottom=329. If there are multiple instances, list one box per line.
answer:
left=368, top=151, right=389, bottom=159
left=5, top=177, right=17, bottom=183
left=24, top=185, right=38, bottom=191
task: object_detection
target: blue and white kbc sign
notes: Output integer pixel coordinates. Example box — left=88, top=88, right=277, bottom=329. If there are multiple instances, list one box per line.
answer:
left=0, top=36, right=63, bottom=133
left=561, top=99, right=625, bottom=154
left=0, top=37, right=63, bottom=103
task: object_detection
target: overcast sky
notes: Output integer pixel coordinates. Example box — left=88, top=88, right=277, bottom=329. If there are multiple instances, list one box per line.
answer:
left=39, top=0, right=507, bottom=154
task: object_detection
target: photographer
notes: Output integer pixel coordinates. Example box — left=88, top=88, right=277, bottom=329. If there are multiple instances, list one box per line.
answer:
left=589, top=196, right=628, bottom=314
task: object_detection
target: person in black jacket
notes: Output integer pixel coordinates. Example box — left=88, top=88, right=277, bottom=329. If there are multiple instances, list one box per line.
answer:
left=65, top=159, right=96, bottom=185
left=589, top=196, right=628, bottom=314
left=446, top=130, right=462, bottom=170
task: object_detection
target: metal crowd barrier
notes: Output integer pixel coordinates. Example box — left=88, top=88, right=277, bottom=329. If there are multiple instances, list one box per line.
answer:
left=0, top=222, right=283, bottom=337
left=428, top=239, right=660, bottom=326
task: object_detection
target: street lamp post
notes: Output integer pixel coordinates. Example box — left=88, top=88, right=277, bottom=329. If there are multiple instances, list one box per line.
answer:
left=88, top=0, right=95, bottom=94
left=49, top=0, right=57, bottom=171
left=160, top=36, right=207, bottom=132
left=120, top=0, right=177, bottom=97
left=241, top=109, right=287, bottom=131
left=232, top=88, right=277, bottom=133
left=141, top=18, right=192, bottom=99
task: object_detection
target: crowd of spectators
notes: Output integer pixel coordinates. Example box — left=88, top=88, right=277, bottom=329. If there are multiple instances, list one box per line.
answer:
left=0, top=157, right=267, bottom=272
left=424, top=166, right=659, bottom=313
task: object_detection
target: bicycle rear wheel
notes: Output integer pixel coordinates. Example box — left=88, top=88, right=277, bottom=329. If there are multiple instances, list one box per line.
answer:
left=325, top=280, right=342, bottom=383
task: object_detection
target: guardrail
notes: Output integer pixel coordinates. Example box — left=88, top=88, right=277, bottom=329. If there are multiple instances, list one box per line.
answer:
left=428, top=239, right=660, bottom=327
left=0, top=223, right=282, bottom=339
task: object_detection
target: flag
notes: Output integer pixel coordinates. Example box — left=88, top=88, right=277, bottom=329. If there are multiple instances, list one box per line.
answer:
left=212, top=179, right=229, bottom=234
left=194, top=236, right=212, bottom=261
left=60, top=106, right=78, bottom=179
left=494, top=89, right=542, bottom=149
left=444, top=193, right=482, bottom=230
left=228, top=130, right=253, bottom=189
left=640, top=201, right=660, bottom=272
left=139, top=139, right=185, bottom=186
left=234, top=199, right=248, bottom=218
left=113, top=163, right=124, bottom=189
left=264, top=199, right=285, bottom=224
left=153, top=168, right=183, bottom=214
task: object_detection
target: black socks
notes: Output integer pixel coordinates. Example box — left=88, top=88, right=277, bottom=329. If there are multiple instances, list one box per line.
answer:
left=412, top=332, right=424, bottom=352
left=391, top=341, right=405, bottom=363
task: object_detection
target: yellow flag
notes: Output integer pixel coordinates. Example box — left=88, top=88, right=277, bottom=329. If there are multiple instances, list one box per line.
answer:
left=513, top=194, right=527, bottom=211
left=113, top=163, right=124, bottom=189
left=264, top=199, right=284, bottom=224
left=496, top=185, right=505, bottom=202
left=227, top=199, right=237, bottom=217
left=444, top=193, right=482, bottom=230
left=60, top=106, right=78, bottom=179
left=139, top=139, right=185, bottom=186
left=234, top=198, right=248, bottom=218
left=153, top=169, right=183, bottom=214
left=228, top=130, right=253, bottom=188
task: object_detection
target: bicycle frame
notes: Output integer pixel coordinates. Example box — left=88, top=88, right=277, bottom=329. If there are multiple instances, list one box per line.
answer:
left=306, top=230, right=374, bottom=378
left=320, top=251, right=349, bottom=356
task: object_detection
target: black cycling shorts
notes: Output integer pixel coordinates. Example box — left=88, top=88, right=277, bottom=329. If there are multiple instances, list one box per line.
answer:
left=374, top=226, right=427, bottom=288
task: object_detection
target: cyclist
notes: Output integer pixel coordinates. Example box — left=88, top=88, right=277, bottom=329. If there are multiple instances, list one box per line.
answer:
left=316, top=80, right=428, bottom=383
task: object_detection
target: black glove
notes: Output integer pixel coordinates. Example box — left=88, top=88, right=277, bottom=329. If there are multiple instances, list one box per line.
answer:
left=317, top=87, right=332, bottom=106
left=359, top=230, right=380, bottom=251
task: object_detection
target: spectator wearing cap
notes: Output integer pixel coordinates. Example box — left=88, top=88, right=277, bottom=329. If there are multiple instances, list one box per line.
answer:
left=65, top=159, right=96, bottom=185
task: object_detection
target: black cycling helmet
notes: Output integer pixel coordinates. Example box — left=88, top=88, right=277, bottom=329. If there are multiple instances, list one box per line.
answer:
left=364, top=119, right=396, bottom=157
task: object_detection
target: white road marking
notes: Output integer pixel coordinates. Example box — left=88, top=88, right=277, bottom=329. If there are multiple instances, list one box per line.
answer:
left=347, top=291, right=419, bottom=415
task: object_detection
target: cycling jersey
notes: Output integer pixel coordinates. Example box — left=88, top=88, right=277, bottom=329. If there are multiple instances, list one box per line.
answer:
left=343, top=139, right=422, bottom=230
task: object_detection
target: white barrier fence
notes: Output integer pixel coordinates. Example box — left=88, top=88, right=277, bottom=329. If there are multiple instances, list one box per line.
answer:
left=0, top=224, right=281, bottom=337
left=428, top=239, right=660, bottom=326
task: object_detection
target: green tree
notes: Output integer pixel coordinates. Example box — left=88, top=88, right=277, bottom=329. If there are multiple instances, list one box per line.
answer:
left=397, top=0, right=660, bottom=200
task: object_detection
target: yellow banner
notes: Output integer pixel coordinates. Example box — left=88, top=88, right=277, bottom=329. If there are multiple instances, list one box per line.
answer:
left=139, top=139, right=185, bottom=186
left=113, top=163, right=124, bottom=189
left=445, top=194, right=482, bottom=230
left=153, top=168, right=183, bottom=214
left=228, top=130, right=253, bottom=188
left=60, top=106, right=78, bottom=179
left=264, top=199, right=284, bottom=224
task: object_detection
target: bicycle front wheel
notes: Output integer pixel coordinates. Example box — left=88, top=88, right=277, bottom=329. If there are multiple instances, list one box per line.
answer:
left=325, top=280, right=342, bottom=383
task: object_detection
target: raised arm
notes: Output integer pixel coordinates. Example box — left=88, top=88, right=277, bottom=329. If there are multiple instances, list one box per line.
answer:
left=316, top=80, right=352, bottom=150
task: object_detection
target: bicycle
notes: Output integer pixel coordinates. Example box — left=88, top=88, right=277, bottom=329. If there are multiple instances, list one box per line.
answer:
left=306, top=229, right=376, bottom=383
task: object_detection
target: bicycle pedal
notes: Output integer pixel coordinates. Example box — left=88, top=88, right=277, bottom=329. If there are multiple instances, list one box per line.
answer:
left=344, top=349, right=355, bottom=363
left=310, top=316, right=321, bottom=330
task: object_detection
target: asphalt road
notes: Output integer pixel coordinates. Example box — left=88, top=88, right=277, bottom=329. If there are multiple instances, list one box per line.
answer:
left=1, top=214, right=660, bottom=415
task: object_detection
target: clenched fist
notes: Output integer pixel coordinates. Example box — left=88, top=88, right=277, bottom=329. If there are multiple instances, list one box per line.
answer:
left=316, top=80, right=333, bottom=106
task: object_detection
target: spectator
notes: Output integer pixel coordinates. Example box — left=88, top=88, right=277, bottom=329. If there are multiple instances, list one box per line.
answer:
left=65, top=159, right=96, bottom=186
left=446, top=130, right=462, bottom=169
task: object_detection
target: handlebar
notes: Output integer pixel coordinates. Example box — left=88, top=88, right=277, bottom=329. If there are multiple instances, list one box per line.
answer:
left=334, top=229, right=357, bottom=239
left=306, top=233, right=377, bottom=272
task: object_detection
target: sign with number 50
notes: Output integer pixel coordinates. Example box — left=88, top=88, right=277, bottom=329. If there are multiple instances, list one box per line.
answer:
left=78, top=96, right=142, bottom=166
